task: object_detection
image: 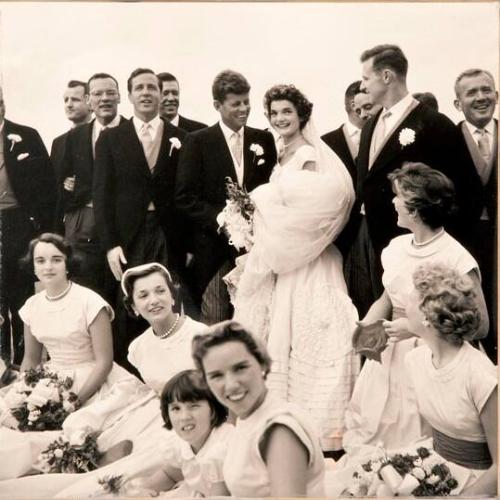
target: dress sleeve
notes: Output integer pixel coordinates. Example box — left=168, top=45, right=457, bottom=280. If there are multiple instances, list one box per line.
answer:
left=467, top=352, right=497, bottom=414
left=160, top=434, right=183, bottom=470
left=295, top=145, right=317, bottom=169
left=83, top=287, right=115, bottom=327
left=259, top=411, right=319, bottom=467
left=18, top=295, right=35, bottom=327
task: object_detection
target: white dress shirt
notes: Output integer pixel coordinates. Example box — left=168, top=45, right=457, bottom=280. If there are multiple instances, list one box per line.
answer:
left=381, top=93, right=415, bottom=140
left=170, top=114, right=180, bottom=127
left=92, top=114, right=121, bottom=156
left=219, top=120, right=245, bottom=185
left=345, top=120, right=361, bottom=149
left=132, top=115, right=162, bottom=141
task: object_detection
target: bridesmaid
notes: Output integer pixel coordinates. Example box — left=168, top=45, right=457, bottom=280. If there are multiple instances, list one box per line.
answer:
left=192, top=320, right=325, bottom=497
left=406, top=262, right=497, bottom=496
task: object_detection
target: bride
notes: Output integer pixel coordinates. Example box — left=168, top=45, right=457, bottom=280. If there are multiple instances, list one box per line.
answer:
left=229, top=84, right=359, bottom=452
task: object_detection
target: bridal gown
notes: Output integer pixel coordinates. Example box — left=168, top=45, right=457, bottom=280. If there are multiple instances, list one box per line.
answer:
left=230, top=143, right=359, bottom=451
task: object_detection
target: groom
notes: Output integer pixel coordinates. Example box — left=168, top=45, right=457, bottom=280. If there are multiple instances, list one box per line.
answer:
left=176, top=69, right=277, bottom=324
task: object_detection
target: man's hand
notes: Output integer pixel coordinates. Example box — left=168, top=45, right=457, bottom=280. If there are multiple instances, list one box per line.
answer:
left=107, top=246, right=127, bottom=281
left=63, top=176, right=76, bottom=192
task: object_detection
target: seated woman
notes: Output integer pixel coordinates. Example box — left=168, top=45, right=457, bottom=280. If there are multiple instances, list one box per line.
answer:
left=405, top=262, right=497, bottom=496
left=0, top=262, right=207, bottom=495
left=126, top=369, right=233, bottom=497
left=192, top=320, right=325, bottom=497
left=343, top=163, right=488, bottom=452
left=0, top=233, right=143, bottom=478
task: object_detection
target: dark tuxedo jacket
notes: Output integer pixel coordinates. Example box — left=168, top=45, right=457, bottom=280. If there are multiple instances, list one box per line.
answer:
left=2, top=119, right=56, bottom=232
left=93, top=117, right=187, bottom=257
left=322, top=125, right=357, bottom=185
left=175, top=123, right=277, bottom=293
left=178, top=115, right=207, bottom=133
left=459, top=119, right=497, bottom=226
left=356, top=102, right=483, bottom=256
left=50, top=131, right=70, bottom=181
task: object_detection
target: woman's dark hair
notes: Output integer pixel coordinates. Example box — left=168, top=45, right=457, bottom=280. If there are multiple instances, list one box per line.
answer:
left=263, top=84, right=313, bottom=129
left=388, top=162, right=457, bottom=228
left=192, top=320, right=272, bottom=377
left=20, top=232, right=80, bottom=277
left=413, top=262, right=480, bottom=346
left=122, top=263, right=179, bottom=317
left=160, top=369, right=228, bottom=430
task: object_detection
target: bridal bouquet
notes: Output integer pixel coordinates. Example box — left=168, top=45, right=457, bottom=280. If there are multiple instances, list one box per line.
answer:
left=35, top=431, right=101, bottom=473
left=346, top=447, right=459, bottom=497
left=0, top=366, right=78, bottom=431
left=216, top=177, right=255, bottom=251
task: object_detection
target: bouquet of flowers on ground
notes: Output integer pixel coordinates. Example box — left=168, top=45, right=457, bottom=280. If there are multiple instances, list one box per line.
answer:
left=90, top=474, right=157, bottom=497
left=0, top=366, right=78, bottom=431
left=216, top=177, right=255, bottom=251
left=35, top=429, right=101, bottom=473
left=346, top=446, right=459, bottom=497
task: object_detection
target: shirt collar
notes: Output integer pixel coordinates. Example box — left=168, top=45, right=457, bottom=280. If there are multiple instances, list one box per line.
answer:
left=384, top=93, right=414, bottom=120
left=94, top=114, right=121, bottom=135
left=170, top=114, right=179, bottom=127
left=219, top=119, right=244, bottom=143
left=133, top=115, right=162, bottom=139
left=465, top=118, right=496, bottom=137
left=345, top=120, right=361, bottom=137
left=0, top=121, right=4, bottom=134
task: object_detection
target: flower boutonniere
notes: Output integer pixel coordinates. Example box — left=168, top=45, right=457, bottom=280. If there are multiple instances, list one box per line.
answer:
left=249, top=143, right=265, bottom=165
left=7, top=133, right=22, bottom=152
left=399, top=128, right=416, bottom=147
left=17, top=152, right=30, bottom=161
left=169, top=137, right=181, bottom=157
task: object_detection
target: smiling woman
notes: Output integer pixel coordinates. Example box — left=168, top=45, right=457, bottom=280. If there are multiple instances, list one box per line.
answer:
left=192, top=320, right=326, bottom=497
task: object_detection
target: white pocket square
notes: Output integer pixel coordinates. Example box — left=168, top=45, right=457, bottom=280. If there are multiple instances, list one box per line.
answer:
left=17, top=153, right=29, bottom=161
left=257, top=159, right=265, bottom=165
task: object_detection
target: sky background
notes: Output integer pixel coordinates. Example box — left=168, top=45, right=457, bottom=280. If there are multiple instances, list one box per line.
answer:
left=0, top=2, right=497, bottom=149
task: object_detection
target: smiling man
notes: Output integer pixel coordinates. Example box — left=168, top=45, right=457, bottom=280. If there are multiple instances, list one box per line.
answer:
left=93, top=68, right=187, bottom=368
left=56, top=73, right=123, bottom=297
left=50, top=80, right=92, bottom=182
left=157, top=72, right=207, bottom=132
left=454, top=68, right=498, bottom=362
left=176, top=70, right=277, bottom=324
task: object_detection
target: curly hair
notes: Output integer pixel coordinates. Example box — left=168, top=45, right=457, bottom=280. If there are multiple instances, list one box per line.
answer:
left=412, top=262, right=480, bottom=345
left=263, top=84, right=313, bottom=129
left=212, top=70, right=250, bottom=102
left=192, top=320, right=271, bottom=377
left=388, top=162, right=457, bottom=228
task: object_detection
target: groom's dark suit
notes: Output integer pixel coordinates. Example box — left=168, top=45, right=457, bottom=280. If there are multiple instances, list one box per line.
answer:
left=175, top=123, right=277, bottom=319
left=356, top=102, right=483, bottom=256
left=322, top=126, right=357, bottom=185
left=0, top=119, right=56, bottom=363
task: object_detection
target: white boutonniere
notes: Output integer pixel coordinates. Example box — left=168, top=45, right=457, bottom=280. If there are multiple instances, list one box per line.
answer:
left=169, top=137, right=181, bottom=156
left=7, top=133, right=22, bottom=152
left=17, top=152, right=29, bottom=161
left=399, top=128, right=416, bottom=147
left=249, top=143, right=265, bottom=165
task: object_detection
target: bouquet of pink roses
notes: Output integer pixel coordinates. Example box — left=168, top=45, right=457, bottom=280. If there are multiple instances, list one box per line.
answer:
left=216, top=177, right=255, bottom=251
left=0, top=366, right=78, bottom=431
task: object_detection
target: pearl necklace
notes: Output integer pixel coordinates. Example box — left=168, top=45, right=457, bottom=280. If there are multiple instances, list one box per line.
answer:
left=45, top=281, right=72, bottom=301
left=156, top=314, right=180, bottom=340
left=412, top=228, right=445, bottom=247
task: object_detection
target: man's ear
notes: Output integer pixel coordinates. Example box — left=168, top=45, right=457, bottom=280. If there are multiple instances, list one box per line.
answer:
left=453, top=98, right=462, bottom=112
left=382, top=69, right=393, bottom=84
left=213, top=100, right=221, bottom=112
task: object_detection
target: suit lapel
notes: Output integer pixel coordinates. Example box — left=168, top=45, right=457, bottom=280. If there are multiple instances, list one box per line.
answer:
left=356, top=111, right=380, bottom=192
left=461, top=121, right=488, bottom=177
left=122, top=119, right=151, bottom=178
left=369, top=100, right=421, bottom=173
left=242, top=127, right=254, bottom=188
left=214, top=123, right=238, bottom=182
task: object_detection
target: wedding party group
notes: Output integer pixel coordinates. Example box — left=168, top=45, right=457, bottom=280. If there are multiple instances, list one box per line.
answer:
left=0, top=43, right=497, bottom=498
